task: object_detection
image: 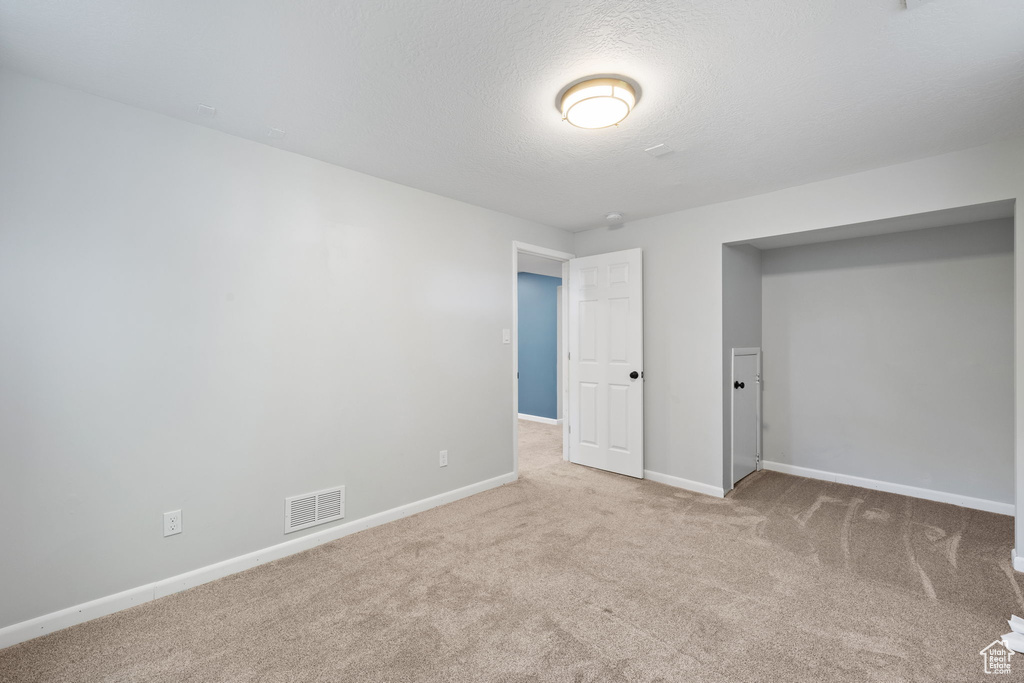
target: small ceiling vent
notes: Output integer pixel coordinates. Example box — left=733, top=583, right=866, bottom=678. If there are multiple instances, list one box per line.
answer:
left=285, top=486, right=345, bottom=534
left=644, top=143, right=673, bottom=158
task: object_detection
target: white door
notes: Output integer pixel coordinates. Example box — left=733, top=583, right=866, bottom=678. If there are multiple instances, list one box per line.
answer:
left=568, top=249, right=643, bottom=478
left=731, top=348, right=761, bottom=486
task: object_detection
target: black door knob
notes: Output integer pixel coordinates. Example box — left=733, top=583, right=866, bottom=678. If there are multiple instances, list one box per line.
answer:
left=629, top=371, right=639, bottom=380
left=734, top=381, right=745, bottom=389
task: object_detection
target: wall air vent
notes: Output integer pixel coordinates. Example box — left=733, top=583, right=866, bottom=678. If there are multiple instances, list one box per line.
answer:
left=284, top=486, right=345, bottom=534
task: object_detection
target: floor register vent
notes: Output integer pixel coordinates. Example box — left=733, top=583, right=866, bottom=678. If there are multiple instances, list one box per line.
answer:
left=285, top=486, right=345, bottom=533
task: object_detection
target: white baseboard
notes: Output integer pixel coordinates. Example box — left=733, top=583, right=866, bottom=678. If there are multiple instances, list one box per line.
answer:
left=644, top=470, right=726, bottom=499
left=518, top=413, right=562, bottom=425
left=0, top=472, right=517, bottom=650
left=1013, top=549, right=1024, bottom=573
left=762, top=461, right=1013, bottom=516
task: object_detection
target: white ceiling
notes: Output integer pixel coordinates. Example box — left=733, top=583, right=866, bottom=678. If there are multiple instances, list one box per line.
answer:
left=1, top=1, right=1022, bottom=232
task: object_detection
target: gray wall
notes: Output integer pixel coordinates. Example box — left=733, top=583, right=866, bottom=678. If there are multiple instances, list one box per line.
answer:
left=0, top=71, right=572, bottom=628
left=722, top=245, right=762, bottom=491
left=573, top=138, right=1024, bottom=525
left=761, top=219, right=1014, bottom=503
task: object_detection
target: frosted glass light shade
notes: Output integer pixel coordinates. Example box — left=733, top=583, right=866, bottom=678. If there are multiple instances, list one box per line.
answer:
left=560, top=78, right=636, bottom=129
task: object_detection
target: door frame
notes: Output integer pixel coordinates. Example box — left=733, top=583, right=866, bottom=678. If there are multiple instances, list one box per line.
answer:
left=730, top=347, right=762, bottom=487
left=512, top=242, right=575, bottom=478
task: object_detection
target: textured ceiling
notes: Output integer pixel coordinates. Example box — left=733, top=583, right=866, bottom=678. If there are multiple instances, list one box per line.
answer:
left=1, top=0, right=1022, bottom=231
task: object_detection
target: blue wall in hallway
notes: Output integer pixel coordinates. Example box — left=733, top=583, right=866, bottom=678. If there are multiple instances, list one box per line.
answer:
left=518, top=272, right=560, bottom=420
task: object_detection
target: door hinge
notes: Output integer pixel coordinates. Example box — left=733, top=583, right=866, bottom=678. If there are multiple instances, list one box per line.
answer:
left=568, top=352, right=571, bottom=360
left=756, top=373, right=761, bottom=384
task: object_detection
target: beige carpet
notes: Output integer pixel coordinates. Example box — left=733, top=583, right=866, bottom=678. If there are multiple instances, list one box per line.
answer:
left=516, top=418, right=564, bottom=473
left=1, top=421, right=1020, bottom=681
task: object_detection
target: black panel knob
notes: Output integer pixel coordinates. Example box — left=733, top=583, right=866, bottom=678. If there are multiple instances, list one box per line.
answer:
left=629, top=371, right=639, bottom=380
left=734, top=381, right=745, bottom=389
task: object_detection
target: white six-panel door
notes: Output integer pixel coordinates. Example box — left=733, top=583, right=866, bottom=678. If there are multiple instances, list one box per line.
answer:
left=568, top=249, right=644, bottom=478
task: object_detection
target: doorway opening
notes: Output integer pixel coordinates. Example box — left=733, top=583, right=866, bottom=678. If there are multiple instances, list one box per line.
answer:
left=513, top=243, right=573, bottom=477
left=721, top=199, right=1015, bottom=516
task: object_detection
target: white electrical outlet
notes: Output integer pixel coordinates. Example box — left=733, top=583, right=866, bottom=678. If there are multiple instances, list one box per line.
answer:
left=439, top=449, right=448, bottom=467
left=163, top=510, right=182, bottom=537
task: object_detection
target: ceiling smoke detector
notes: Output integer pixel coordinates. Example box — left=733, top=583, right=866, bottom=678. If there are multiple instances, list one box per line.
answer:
left=605, top=212, right=624, bottom=224
left=559, top=77, right=639, bottom=129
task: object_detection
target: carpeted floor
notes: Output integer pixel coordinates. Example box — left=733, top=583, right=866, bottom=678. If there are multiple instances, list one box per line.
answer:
left=1, top=421, right=1020, bottom=681
left=516, top=418, right=564, bottom=473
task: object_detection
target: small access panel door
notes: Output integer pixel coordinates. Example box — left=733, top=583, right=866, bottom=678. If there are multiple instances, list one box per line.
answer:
left=731, top=347, right=761, bottom=486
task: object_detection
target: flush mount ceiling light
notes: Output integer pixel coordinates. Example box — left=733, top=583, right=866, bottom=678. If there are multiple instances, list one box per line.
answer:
left=559, top=77, right=638, bottom=129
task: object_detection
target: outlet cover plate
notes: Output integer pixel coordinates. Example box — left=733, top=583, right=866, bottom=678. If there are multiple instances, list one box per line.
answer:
left=163, top=510, right=182, bottom=537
